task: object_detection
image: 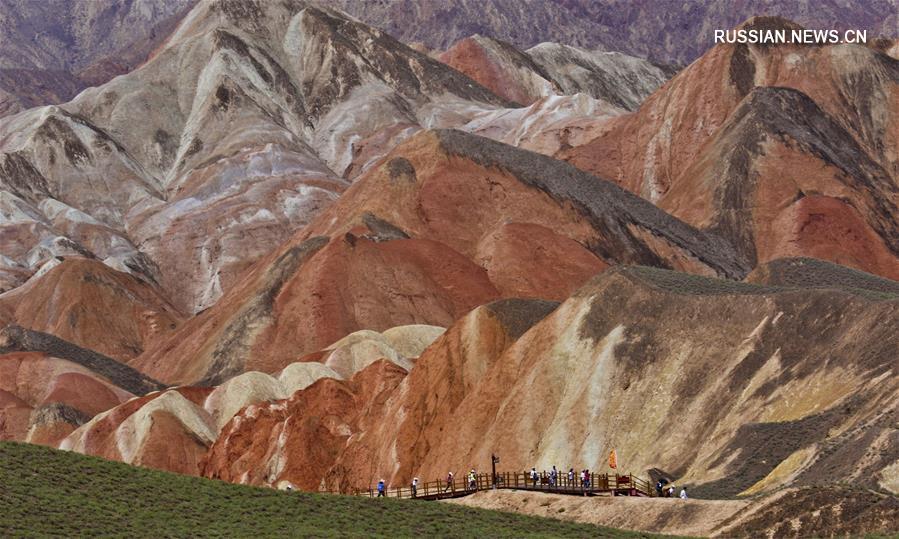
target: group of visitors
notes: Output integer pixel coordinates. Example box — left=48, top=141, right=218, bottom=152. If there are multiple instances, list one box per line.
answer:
left=440, top=469, right=478, bottom=492
left=529, top=466, right=592, bottom=490
left=655, top=478, right=688, bottom=499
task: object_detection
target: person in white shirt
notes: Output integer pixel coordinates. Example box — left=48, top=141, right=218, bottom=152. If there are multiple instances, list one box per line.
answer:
left=680, top=487, right=688, bottom=499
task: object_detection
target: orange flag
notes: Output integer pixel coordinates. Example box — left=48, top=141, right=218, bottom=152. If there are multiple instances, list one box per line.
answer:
left=609, top=449, right=617, bottom=469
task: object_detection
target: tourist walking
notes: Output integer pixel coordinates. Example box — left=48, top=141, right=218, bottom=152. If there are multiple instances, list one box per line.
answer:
left=444, top=471, right=454, bottom=492
left=530, top=467, right=538, bottom=487
left=377, top=479, right=385, bottom=497
left=680, top=487, right=688, bottom=500
left=411, top=477, right=418, bottom=498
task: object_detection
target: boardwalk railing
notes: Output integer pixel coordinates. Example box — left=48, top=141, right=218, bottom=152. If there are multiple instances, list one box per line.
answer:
left=321, top=471, right=654, bottom=501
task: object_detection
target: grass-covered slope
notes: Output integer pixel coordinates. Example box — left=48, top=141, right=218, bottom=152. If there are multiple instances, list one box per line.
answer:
left=625, top=259, right=899, bottom=300
left=748, top=257, right=899, bottom=300
left=0, top=442, right=661, bottom=538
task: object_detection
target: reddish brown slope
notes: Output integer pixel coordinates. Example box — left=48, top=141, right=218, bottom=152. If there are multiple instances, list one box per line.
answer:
left=299, top=129, right=747, bottom=280
left=665, top=86, right=899, bottom=278
left=559, top=17, right=899, bottom=277
left=318, top=262, right=898, bottom=504
left=0, top=326, right=165, bottom=445
left=62, top=325, right=437, bottom=475
left=438, top=35, right=554, bottom=105
left=0, top=258, right=182, bottom=360
left=134, top=233, right=499, bottom=385
left=378, top=265, right=898, bottom=497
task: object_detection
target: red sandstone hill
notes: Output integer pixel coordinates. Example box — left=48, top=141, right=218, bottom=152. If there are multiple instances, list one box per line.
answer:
left=133, top=128, right=747, bottom=386
left=559, top=17, right=899, bottom=279
left=438, top=35, right=671, bottom=110
left=0, top=258, right=183, bottom=360
left=0, top=325, right=164, bottom=446
left=198, top=261, right=899, bottom=506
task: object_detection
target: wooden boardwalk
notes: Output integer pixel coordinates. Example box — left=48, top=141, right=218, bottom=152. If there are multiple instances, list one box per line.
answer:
left=331, top=471, right=656, bottom=501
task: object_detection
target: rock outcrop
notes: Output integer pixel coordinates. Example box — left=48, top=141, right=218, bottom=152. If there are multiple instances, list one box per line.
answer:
left=526, top=42, right=672, bottom=111
left=202, top=359, right=407, bottom=490
left=0, top=0, right=194, bottom=117
left=60, top=323, right=443, bottom=474
left=438, top=35, right=557, bottom=105
left=355, top=263, right=898, bottom=498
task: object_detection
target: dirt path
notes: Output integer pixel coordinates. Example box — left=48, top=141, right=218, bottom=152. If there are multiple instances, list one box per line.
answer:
left=446, top=489, right=749, bottom=537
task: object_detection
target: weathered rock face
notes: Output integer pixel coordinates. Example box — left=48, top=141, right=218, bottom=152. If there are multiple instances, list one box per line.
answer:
left=0, top=258, right=182, bottom=359
left=0, top=325, right=162, bottom=446
left=60, top=387, right=215, bottom=475
left=134, top=129, right=749, bottom=385
left=458, top=93, right=624, bottom=157
left=321, top=298, right=561, bottom=490
left=560, top=17, right=899, bottom=279
left=525, top=43, right=672, bottom=111
left=202, top=359, right=408, bottom=490
left=301, top=129, right=748, bottom=278
left=133, top=233, right=497, bottom=385
left=438, top=35, right=670, bottom=110
left=0, top=326, right=165, bottom=395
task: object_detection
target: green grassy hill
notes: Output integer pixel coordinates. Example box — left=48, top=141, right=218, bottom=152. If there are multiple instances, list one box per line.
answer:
left=0, top=442, right=661, bottom=538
